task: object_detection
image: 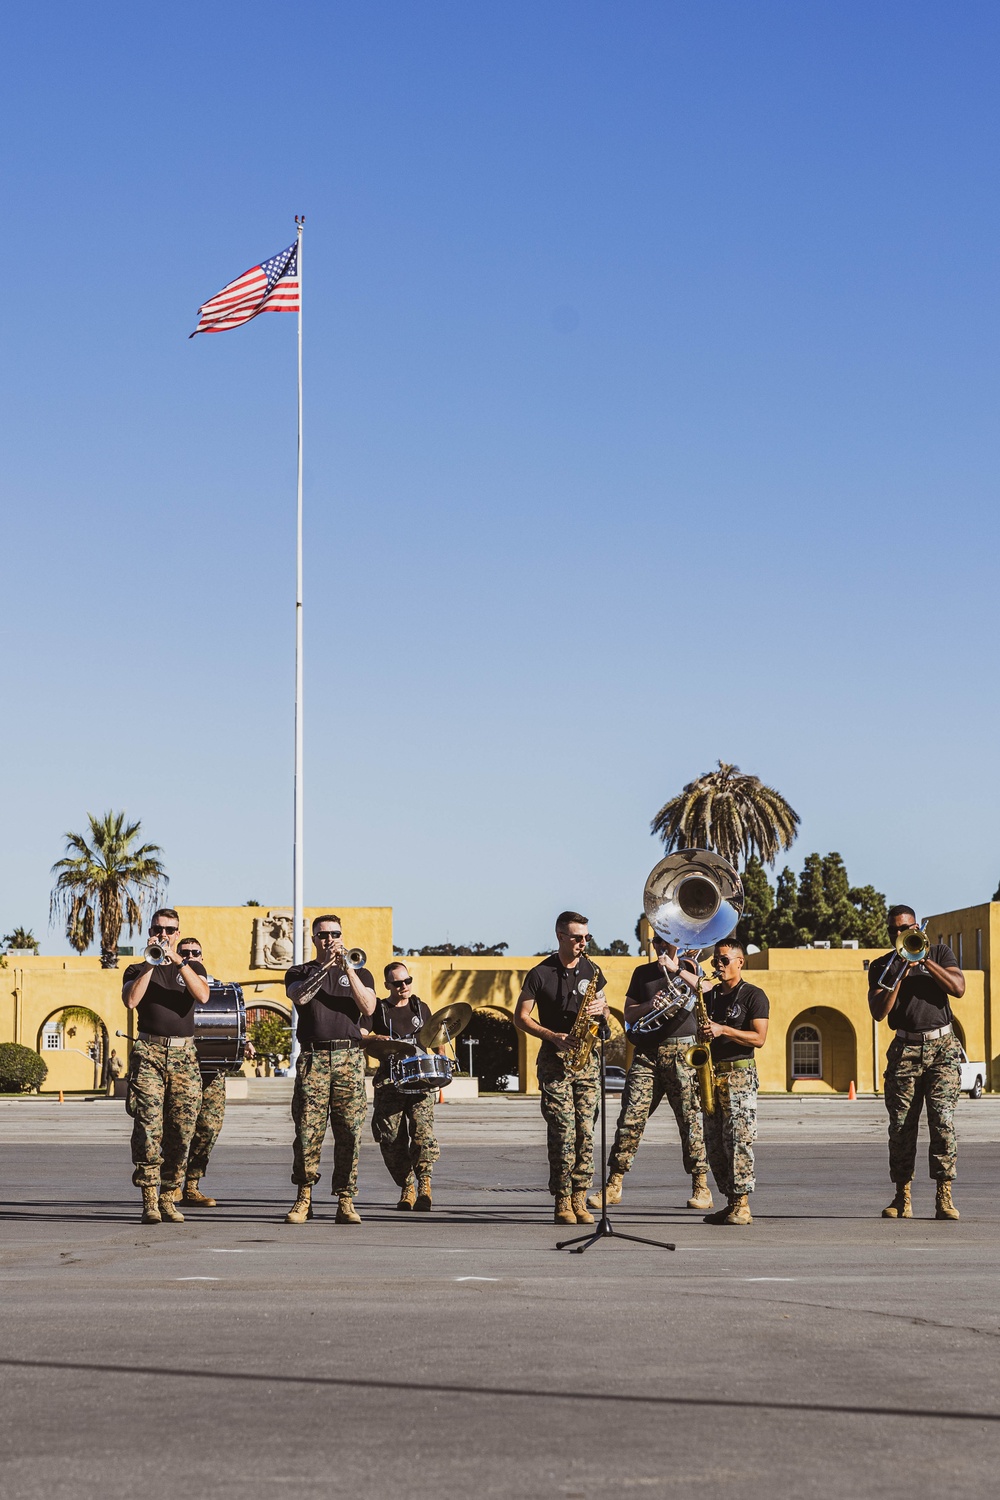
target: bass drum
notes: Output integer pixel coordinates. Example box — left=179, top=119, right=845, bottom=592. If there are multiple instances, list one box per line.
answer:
left=193, top=982, right=247, bottom=1072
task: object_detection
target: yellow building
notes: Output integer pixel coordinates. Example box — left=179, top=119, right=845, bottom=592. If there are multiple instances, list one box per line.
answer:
left=1, top=900, right=992, bottom=1094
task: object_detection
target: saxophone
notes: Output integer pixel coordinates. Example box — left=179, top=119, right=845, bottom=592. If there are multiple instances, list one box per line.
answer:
left=562, top=967, right=602, bottom=1075
left=684, top=975, right=717, bottom=1116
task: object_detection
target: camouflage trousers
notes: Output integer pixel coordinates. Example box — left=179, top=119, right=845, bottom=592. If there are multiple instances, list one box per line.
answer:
left=158, top=1070, right=229, bottom=1190
left=291, top=1047, right=367, bottom=1195
left=607, top=1039, right=708, bottom=1179
left=371, top=1081, right=440, bottom=1186
left=884, top=1032, right=962, bottom=1183
left=703, top=1065, right=758, bottom=1198
left=126, top=1039, right=202, bottom=1190
left=537, top=1047, right=599, bottom=1198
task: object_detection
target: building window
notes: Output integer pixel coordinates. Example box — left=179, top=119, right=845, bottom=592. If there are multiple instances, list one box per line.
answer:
left=976, top=929, right=983, bottom=969
left=42, top=1023, right=63, bottom=1051
left=957, top=933, right=964, bottom=967
left=791, top=1025, right=822, bottom=1078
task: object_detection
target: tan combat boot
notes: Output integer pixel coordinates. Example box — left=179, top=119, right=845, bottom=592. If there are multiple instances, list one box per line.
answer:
left=687, top=1173, right=714, bottom=1211
left=414, top=1176, right=433, bottom=1212
left=882, top=1182, right=912, bottom=1219
left=183, top=1178, right=216, bottom=1207
left=554, top=1196, right=576, bottom=1225
left=571, top=1192, right=595, bottom=1225
left=704, top=1200, right=734, bottom=1225
left=284, top=1186, right=313, bottom=1224
left=588, top=1173, right=623, bottom=1209
left=141, top=1187, right=161, bottom=1224
left=396, top=1179, right=417, bottom=1211
left=158, top=1192, right=185, bottom=1223
left=336, top=1195, right=362, bottom=1224
left=935, top=1182, right=960, bottom=1220
left=724, top=1194, right=753, bottom=1226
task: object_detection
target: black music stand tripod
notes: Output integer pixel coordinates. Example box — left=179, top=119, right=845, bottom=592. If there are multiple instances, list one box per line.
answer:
left=556, top=1026, right=676, bottom=1255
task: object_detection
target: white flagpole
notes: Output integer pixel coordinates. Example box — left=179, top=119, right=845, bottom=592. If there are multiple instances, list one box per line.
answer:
left=290, top=215, right=305, bottom=1068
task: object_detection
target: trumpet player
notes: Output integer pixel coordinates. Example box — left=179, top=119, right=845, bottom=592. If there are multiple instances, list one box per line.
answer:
left=283, top=915, right=377, bottom=1226
left=514, top=911, right=609, bottom=1226
left=698, top=938, right=769, bottom=1227
left=869, top=906, right=965, bottom=1221
left=121, top=908, right=211, bottom=1224
left=589, top=937, right=714, bottom=1214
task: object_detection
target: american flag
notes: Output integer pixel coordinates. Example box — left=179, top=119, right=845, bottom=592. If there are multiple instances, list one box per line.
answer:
left=189, top=241, right=299, bottom=336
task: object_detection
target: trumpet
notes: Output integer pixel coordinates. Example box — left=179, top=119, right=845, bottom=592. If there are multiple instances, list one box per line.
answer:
left=875, top=920, right=929, bottom=992
left=143, top=940, right=172, bottom=966
left=343, top=947, right=367, bottom=970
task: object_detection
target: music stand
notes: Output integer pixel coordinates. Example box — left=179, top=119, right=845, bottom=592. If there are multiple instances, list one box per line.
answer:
left=556, top=1026, right=676, bottom=1255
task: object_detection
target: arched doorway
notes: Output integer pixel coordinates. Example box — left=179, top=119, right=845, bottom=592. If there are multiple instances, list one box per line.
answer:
left=787, top=1007, right=857, bottom=1093
left=244, top=1000, right=292, bottom=1075
left=459, top=1006, right=518, bottom=1092
left=36, top=1006, right=110, bottom=1092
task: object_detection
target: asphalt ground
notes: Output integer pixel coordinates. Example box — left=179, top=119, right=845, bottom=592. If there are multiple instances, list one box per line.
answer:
left=3, top=1097, right=1000, bottom=1499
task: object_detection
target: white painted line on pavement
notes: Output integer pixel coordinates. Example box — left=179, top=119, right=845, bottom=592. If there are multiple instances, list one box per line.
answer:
left=207, top=1248, right=246, bottom=1253
left=176, top=1276, right=221, bottom=1281
left=455, top=1276, right=499, bottom=1282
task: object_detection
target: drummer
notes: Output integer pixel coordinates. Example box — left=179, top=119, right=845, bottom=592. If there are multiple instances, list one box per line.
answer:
left=365, top=962, right=441, bottom=1212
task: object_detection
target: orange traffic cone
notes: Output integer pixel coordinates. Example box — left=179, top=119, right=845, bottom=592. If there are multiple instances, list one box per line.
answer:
left=848, top=1080, right=857, bottom=1100
left=58, top=1090, right=64, bottom=1103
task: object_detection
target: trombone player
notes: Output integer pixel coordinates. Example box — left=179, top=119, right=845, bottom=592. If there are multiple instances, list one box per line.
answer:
left=868, top=906, right=965, bottom=1220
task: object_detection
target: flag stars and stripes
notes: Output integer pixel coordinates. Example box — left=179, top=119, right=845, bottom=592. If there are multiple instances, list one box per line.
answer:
left=190, top=242, right=299, bottom=336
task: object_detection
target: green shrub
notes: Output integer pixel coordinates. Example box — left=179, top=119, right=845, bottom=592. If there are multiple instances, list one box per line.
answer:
left=0, top=1043, right=48, bottom=1093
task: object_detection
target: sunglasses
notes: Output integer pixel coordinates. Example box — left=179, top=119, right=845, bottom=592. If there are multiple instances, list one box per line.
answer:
left=316, top=931, right=343, bottom=940
left=150, top=925, right=178, bottom=936
left=389, top=977, right=412, bottom=988
left=180, top=950, right=202, bottom=959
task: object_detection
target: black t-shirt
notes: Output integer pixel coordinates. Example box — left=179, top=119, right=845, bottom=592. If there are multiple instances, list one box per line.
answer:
left=868, top=944, right=958, bottom=1033
left=122, top=960, right=209, bottom=1038
left=521, top=954, right=607, bottom=1037
left=706, top=979, right=769, bottom=1062
left=626, top=960, right=698, bottom=1054
left=285, top=962, right=376, bottom=1045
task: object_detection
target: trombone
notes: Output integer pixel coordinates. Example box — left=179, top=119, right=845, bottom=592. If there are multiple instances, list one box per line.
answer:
left=875, top=920, right=930, bottom=992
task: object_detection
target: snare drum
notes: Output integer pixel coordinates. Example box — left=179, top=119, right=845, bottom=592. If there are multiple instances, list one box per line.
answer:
left=193, top=982, right=247, bottom=1072
left=389, top=1052, right=453, bottom=1095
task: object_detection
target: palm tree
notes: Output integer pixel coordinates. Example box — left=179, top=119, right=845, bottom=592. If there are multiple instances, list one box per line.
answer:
left=2, top=926, right=39, bottom=953
left=651, top=761, right=800, bottom=868
left=50, top=812, right=167, bottom=969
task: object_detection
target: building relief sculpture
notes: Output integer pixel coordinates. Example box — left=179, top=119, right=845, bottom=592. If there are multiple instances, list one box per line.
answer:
left=252, top=911, right=307, bottom=970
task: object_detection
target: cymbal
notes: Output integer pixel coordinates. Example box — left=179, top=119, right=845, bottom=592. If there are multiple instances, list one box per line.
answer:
left=363, top=1035, right=416, bottom=1056
left=419, top=1002, right=473, bottom=1051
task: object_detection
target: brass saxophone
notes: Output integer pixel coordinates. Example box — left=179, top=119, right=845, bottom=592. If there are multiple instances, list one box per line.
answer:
left=563, top=968, right=602, bottom=1075
left=684, top=976, right=717, bottom=1116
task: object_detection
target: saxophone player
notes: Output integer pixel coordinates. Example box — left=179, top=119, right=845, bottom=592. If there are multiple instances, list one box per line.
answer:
left=514, top=911, right=609, bottom=1226
left=697, top=938, right=769, bottom=1227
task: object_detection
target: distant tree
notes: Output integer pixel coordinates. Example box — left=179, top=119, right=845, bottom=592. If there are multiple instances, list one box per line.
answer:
left=58, top=1006, right=105, bottom=1089
left=587, top=937, right=630, bottom=957
left=736, top=858, right=774, bottom=950
left=460, top=1012, right=517, bottom=1092
left=993, top=878, right=1000, bottom=902
left=847, top=884, right=889, bottom=948
left=50, top=812, right=166, bottom=969
left=766, top=867, right=806, bottom=947
left=249, top=1012, right=292, bottom=1069
left=2, top=927, right=39, bottom=954
left=796, top=854, right=830, bottom=941
left=408, top=941, right=508, bottom=957
left=651, top=761, right=800, bottom=868
left=244, top=900, right=261, bottom=907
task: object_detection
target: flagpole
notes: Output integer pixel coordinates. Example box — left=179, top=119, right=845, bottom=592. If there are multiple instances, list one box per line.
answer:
left=290, top=215, right=305, bottom=1068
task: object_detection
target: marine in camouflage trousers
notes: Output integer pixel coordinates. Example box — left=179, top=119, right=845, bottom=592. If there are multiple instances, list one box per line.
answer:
left=536, top=1047, right=599, bottom=1198
left=703, top=1064, right=758, bottom=1198
left=126, top=1039, right=202, bottom=1190
left=291, top=1046, right=367, bottom=1196
left=157, top=1070, right=229, bottom=1192
left=371, top=1081, right=440, bottom=1186
left=883, top=1031, right=962, bottom=1183
left=607, top=1039, right=708, bottom=1179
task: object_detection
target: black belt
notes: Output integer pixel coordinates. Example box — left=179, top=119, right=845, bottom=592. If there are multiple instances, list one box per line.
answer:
left=308, top=1040, right=361, bottom=1051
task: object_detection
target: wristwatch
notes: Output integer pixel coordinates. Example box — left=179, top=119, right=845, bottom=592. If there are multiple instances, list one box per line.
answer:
left=177, top=957, right=189, bottom=970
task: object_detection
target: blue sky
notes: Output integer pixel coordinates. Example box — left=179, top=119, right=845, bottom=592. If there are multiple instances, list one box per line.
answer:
left=3, top=2, right=999, bottom=956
